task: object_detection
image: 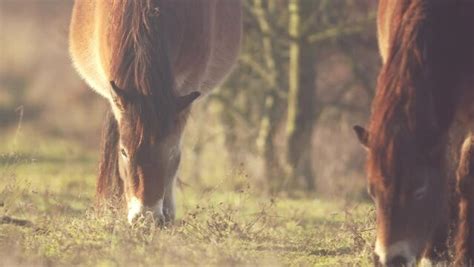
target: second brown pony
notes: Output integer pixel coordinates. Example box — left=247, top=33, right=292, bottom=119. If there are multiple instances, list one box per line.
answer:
left=69, top=0, right=241, bottom=223
left=354, top=0, right=474, bottom=266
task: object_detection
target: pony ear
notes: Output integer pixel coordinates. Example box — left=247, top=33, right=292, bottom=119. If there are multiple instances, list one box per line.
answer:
left=110, top=81, right=129, bottom=110
left=176, top=91, right=201, bottom=112
left=353, top=125, right=370, bottom=150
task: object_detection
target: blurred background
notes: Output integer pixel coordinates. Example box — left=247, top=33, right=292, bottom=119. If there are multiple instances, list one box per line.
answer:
left=0, top=0, right=379, bottom=200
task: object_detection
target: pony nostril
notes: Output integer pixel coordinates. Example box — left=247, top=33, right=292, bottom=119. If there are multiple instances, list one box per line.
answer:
left=387, top=255, right=407, bottom=267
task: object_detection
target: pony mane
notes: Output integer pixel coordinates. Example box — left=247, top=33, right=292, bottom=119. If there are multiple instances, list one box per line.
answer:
left=97, top=0, right=179, bottom=197
left=368, top=0, right=440, bottom=179
left=110, top=0, right=177, bottom=138
left=97, top=110, right=122, bottom=198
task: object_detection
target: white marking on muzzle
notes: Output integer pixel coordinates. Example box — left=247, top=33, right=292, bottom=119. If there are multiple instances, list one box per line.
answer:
left=419, top=258, right=433, bottom=267
left=127, top=196, right=144, bottom=224
left=375, top=239, right=416, bottom=266
left=127, top=197, right=165, bottom=224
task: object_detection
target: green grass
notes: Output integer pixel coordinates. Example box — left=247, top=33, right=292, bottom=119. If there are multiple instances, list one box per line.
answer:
left=0, top=131, right=376, bottom=266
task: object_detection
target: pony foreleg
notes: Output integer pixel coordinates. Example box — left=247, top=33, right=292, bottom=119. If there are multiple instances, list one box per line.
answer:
left=163, top=178, right=176, bottom=223
left=422, top=223, right=449, bottom=263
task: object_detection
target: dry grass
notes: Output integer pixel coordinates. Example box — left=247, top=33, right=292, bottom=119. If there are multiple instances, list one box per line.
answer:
left=0, top=131, right=376, bottom=266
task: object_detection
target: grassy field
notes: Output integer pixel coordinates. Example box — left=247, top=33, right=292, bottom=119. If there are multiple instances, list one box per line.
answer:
left=0, top=129, right=375, bottom=266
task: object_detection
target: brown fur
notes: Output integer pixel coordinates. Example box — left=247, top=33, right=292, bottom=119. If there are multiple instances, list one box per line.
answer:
left=109, top=0, right=177, bottom=129
left=356, top=0, right=474, bottom=265
left=370, top=0, right=439, bottom=180
left=99, top=0, right=179, bottom=203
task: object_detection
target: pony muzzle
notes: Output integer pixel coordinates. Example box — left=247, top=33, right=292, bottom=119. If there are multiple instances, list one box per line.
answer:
left=375, top=240, right=417, bottom=267
left=127, top=197, right=164, bottom=224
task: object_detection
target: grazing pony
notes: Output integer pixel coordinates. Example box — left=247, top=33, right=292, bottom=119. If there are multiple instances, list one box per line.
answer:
left=69, top=0, right=241, bottom=223
left=353, top=0, right=474, bottom=265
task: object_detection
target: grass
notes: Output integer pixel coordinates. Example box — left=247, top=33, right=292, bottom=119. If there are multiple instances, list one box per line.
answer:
left=0, top=130, right=376, bottom=266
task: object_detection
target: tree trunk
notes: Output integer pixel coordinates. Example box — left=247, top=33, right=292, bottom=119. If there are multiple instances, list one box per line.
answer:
left=287, top=0, right=318, bottom=191
left=257, top=92, right=286, bottom=193
left=288, top=42, right=318, bottom=191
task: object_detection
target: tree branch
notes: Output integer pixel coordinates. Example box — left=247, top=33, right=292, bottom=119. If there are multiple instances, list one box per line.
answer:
left=305, top=12, right=376, bottom=44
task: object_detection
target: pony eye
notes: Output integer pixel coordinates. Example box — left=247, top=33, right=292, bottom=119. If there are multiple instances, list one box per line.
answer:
left=413, top=185, right=427, bottom=200
left=413, top=177, right=429, bottom=200
left=120, top=148, right=128, bottom=158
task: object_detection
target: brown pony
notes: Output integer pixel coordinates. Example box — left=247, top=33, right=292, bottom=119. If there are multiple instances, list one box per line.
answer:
left=69, top=0, right=241, bottom=223
left=354, top=0, right=474, bottom=266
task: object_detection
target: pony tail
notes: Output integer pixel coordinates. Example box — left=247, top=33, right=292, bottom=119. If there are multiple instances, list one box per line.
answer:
left=97, top=109, right=122, bottom=199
